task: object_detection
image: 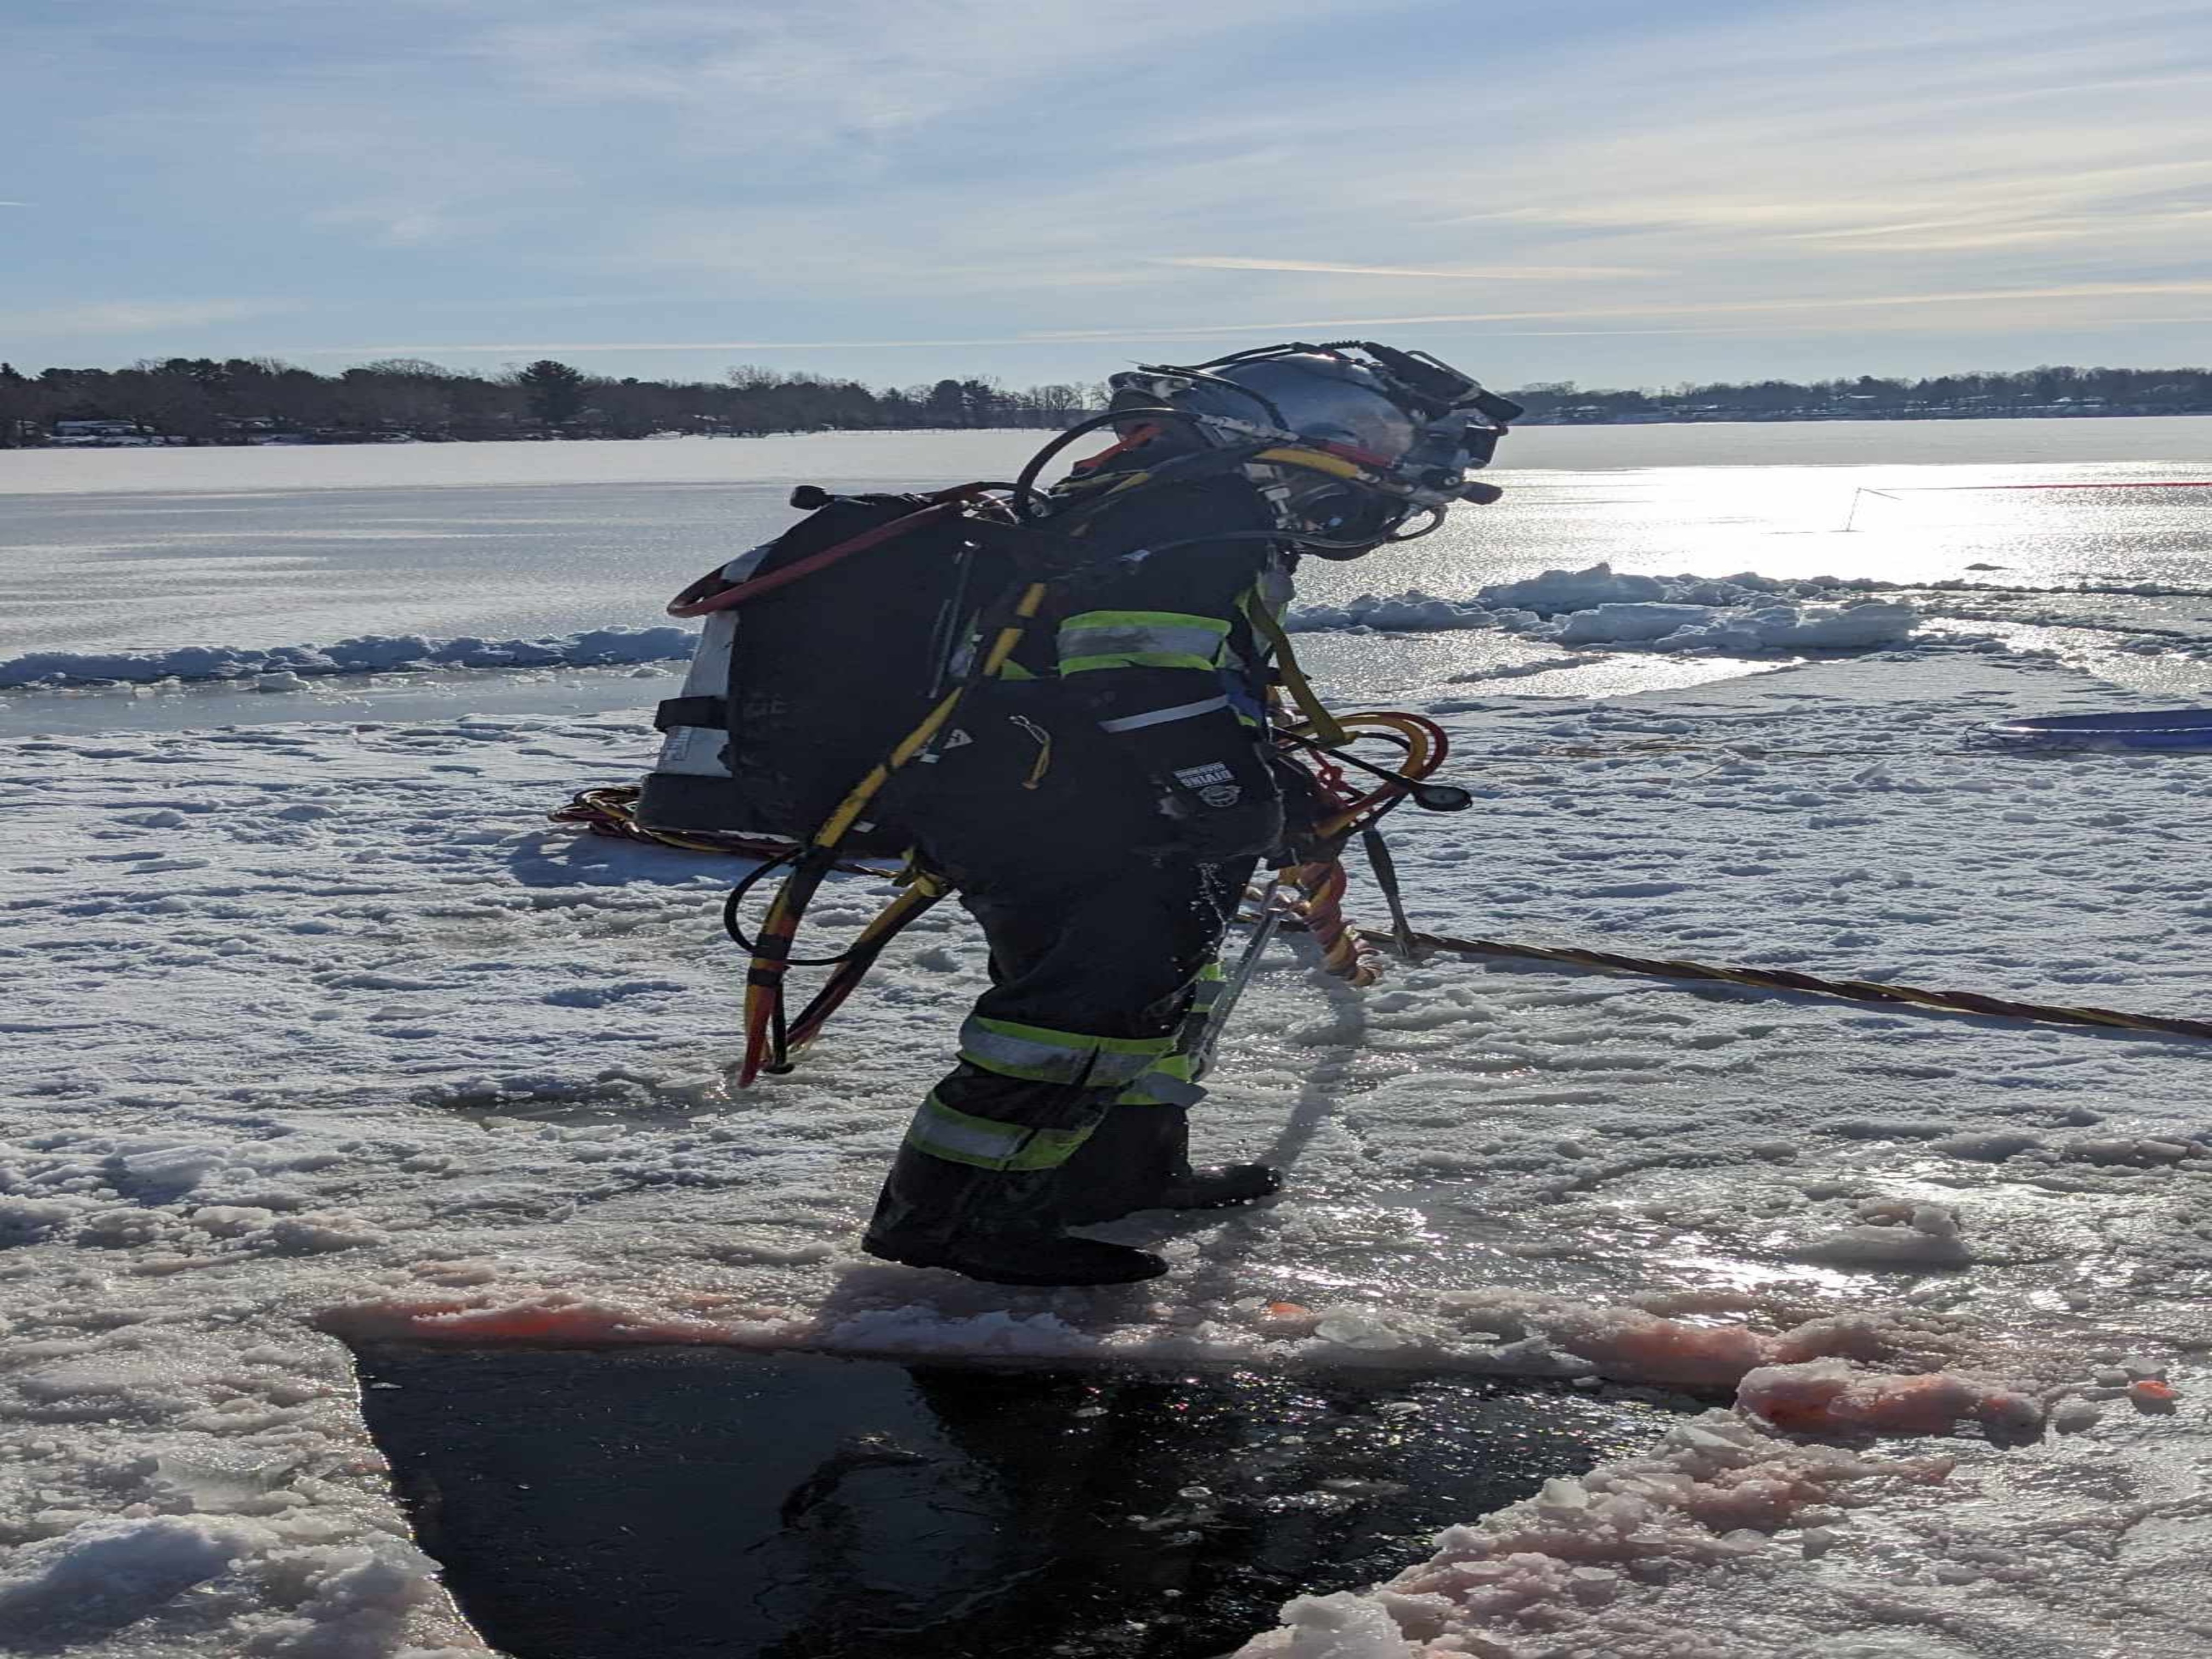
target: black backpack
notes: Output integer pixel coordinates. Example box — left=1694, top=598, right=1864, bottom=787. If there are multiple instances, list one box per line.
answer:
left=639, top=490, right=1011, bottom=855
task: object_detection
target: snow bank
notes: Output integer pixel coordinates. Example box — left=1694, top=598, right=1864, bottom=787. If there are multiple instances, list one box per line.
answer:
left=1555, top=600, right=1917, bottom=653
left=1738, top=1360, right=2042, bottom=1441
left=1284, top=592, right=1496, bottom=634
left=0, top=626, right=695, bottom=687
left=1240, top=1412, right=1950, bottom=1659
left=1283, top=563, right=1922, bottom=657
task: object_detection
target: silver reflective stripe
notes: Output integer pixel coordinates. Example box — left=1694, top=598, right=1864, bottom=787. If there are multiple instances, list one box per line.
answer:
left=905, top=1095, right=1095, bottom=1170
left=1118, top=1072, right=1207, bottom=1108
left=912, top=1107, right=1030, bottom=1164
left=1058, top=622, right=1227, bottom=661
left=958, top=1016, right=1169, bottom=1086
left=1097, top=695, right=1232, bottom=735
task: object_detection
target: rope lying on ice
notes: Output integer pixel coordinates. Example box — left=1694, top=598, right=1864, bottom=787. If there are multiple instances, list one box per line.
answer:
left=554, top=791, right=2212, bottom=1040
left=1356, top=929, right=2212, bottom=1042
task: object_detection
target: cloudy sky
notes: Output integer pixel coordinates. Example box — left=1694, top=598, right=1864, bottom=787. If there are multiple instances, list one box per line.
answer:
left=5, top=0, right=2210, bottom=390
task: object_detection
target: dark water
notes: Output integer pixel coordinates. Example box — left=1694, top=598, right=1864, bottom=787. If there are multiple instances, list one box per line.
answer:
left=353, top=1343, right=1676, bottom=1659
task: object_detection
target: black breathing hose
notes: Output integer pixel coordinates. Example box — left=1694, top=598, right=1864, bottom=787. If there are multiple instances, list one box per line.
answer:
left=1009, top=405, right=1193, bottom=522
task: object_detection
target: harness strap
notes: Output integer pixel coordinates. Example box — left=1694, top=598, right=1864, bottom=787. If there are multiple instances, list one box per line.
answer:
left=738, top=580, right=1052, bottom=1085
left=1247, top=600, right=1349, bottom=748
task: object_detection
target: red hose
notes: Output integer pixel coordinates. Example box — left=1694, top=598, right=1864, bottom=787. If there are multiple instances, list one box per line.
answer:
left=667, top=501, right=966, bottom=618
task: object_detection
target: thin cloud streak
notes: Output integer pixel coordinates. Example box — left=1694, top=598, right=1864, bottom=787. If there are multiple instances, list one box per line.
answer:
left=296, top=280, right=2204, bottom=358
left=1057, top=280, right=2212, bottom=339
left=4, top=300, right=298, bottom=335
left=1160, top=256, right=1664, bottom=281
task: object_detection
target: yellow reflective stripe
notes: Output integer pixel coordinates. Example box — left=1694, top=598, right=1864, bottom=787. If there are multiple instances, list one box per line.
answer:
left=958, top=1016, right=1172, bottom=1085
left=905, top=1094, right=1092, bottom=1170
left=1115, top=961, right=1226, bottom=1104
left=994, top=660, right=1038, bottom=681
left=1058, top=612, right=1228, bottom=668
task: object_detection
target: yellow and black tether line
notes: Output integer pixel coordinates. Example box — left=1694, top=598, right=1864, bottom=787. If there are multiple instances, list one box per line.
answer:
left=736, top=578, right=1052, bottom=1084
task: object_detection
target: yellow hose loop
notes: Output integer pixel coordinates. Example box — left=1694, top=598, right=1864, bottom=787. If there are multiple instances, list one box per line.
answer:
left=1288, top=859, right=1384, bottom=986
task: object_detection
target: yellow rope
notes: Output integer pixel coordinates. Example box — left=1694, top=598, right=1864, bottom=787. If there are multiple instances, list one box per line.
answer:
left=1360, top=929, right=2212, bottom=1042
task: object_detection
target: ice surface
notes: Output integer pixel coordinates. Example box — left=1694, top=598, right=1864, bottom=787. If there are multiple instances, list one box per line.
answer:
left=8, top=433, right=2212, bottom=1655
left=8, top=646, right=2211, bottom=1655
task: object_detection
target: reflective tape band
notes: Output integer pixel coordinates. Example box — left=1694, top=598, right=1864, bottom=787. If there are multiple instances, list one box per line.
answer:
left=904, top=1094, right=1093, bottom=1171
left=1057, top=611, right=1229, bottom=676
left=1097, top=695, right=1232, bottom=735
left=1121, top=961, right=1231, bottom=1103
left=1061, top=652, right=1218, bottom=675
left=1116, top=1074, right=1206, bottom=1108
left=958, top=1016, right=1172, bottom=1086
left=1189, top=968, right=1227, bottom=1015
left=1115, top=1049, right=1206, bottom=1107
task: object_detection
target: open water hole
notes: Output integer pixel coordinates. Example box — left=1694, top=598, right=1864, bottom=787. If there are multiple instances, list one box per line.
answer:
left=351, top=1343, right=1680, bottom=1659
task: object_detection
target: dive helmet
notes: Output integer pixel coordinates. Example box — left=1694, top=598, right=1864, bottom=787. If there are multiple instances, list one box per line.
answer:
left=1104, top=341, right=1522, bottom=556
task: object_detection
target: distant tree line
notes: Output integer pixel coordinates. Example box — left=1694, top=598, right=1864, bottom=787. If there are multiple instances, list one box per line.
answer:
left=1511, top=365, right=2212, bottom=424
left=0, top=356, right=1099, bottom=447
left=4, top=356, right=2209, bottom=447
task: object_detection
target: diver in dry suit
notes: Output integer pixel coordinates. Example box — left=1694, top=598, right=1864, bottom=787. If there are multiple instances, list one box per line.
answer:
left=862, top=346, right=1517, bottom=1287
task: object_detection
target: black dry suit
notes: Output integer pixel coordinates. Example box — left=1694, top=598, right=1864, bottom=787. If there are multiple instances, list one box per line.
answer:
left=864, top=473, right=1291, bottom=1265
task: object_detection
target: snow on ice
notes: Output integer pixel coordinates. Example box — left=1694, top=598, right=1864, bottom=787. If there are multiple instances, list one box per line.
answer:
left=1282, top=563, right=1923, bottom=657
left=0, top=563, right=1931, bottom=689
left=6, top=621, right=2212, bottom=1654
left=0, top=626, right=696, bottom=689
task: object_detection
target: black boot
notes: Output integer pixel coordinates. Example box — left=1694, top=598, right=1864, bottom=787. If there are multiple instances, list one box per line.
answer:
left=862, top=1143, right=1167, bottom=1287
left=1060, top=1161, right=1284, bottom=1224
left=1157, top=1162, right=1284, bottom=1210
left=865, top=1230, right=1167, bottom=1286
left=1054, top=1103, right=1284, bottom=1226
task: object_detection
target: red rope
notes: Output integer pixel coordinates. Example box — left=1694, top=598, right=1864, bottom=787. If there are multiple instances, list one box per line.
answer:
left=667, top=501, right=966, bottom=618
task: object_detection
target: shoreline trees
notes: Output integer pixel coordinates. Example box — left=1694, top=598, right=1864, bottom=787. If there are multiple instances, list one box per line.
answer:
left=0, top=358, right=1102, bottom=447
left=2, top=357, right=2207, bottom=448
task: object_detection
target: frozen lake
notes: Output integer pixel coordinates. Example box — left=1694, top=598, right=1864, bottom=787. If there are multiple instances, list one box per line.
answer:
left=7, top=421, right=2210, bottom=653
left=9, top=421, right=2212, bottom=1657
left=5, top=420, right=2211, bottom=732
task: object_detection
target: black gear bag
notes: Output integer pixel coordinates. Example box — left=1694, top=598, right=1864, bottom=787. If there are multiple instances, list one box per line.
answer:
left=639, top=490, right=1008, bottom=855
